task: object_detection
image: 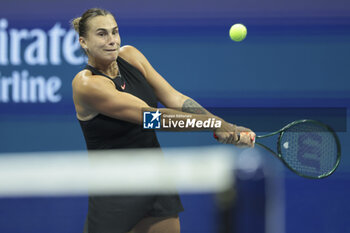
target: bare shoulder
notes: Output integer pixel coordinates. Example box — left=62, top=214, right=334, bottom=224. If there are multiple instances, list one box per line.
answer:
left=119, top=45, right=147, bottom=77
left=72, top=70, right=92, bottom=95
left=119, top=45, right=142, bottom=63
left=72, top=69, right=118, bottom=120
left=72, top=70, right=91, bottom=88
left=72, top=69, right=114, bottom=96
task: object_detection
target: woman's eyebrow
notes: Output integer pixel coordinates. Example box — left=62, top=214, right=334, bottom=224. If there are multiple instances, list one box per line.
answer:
left=96, top=26, right=118, bottom=31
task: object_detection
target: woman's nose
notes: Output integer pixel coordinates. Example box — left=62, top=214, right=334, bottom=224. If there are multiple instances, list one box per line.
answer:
left=108, top=33, right=119, bottom=45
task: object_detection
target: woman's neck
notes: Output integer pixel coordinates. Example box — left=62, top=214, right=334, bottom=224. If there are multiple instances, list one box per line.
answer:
left=88, top=58, right=119, bottom=77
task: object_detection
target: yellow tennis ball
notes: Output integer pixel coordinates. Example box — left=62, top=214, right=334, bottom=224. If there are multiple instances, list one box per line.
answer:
left=229, top=24, right=247, bottom=42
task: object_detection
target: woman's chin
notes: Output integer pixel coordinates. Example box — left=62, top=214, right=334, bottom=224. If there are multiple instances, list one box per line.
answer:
left=100, top=55, right=118, bottom=63
left=107, top=53, right=119, bottom=61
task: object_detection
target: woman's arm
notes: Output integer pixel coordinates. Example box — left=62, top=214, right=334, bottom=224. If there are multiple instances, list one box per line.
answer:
left=119, top=45, right=187, bottom=109
left=73, top=72, right=254, bottom=146
left=73, top=73, right=232, bottom=132
left=118, top=46, right=254, bottom=146
left=73, top=46, right=254, bottom=146
left=119, top=46, right=217, bottom=115
left=118, top=46, right=216, bottom=115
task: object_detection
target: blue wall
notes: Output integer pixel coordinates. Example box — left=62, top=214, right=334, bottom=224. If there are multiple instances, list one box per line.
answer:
left=0, top=0, right=349, bottom=233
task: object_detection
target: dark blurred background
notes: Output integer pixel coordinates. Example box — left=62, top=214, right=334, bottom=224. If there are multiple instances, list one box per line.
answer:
left=0, top=0, right=349, bottom=232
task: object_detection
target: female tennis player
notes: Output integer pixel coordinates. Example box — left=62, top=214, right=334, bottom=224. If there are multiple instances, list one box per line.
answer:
left=72, top=8, right=255, bottom=233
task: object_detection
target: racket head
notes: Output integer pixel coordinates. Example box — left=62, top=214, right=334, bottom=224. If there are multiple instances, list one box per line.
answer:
left=277, top=119, right=341, bottom=179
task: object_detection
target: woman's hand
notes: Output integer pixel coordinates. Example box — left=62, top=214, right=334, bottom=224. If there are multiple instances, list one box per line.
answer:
left=214, top=122, right=255, bottom=148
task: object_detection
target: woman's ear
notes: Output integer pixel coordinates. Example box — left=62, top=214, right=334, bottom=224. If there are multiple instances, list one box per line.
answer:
left=79, top=37, right=88, bottom=50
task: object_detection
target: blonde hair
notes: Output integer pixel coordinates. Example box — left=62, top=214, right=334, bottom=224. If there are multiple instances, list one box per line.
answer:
left=71, top=17, right=82, bottom=34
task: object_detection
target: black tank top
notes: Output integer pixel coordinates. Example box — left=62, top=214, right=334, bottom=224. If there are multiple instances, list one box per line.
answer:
left=79, top=56, right=160, bottom=150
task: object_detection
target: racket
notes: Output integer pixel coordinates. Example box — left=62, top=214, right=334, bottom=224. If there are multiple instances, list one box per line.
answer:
left=214, top=119, right=341, bottom=179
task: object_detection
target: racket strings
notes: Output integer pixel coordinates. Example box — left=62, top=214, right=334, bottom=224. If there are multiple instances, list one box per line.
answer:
left=280, top=122, right=338, bottom=177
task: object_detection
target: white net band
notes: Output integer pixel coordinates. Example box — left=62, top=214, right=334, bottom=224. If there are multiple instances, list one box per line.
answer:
left=0, top=146, right=234, bottom=197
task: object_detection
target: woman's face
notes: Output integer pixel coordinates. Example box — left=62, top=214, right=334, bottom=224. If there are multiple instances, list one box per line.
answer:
left=81, top=15, right=121, bottom=63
